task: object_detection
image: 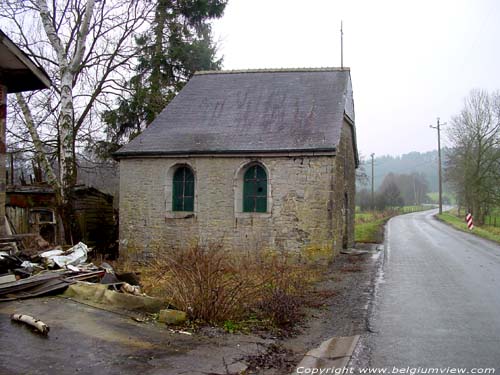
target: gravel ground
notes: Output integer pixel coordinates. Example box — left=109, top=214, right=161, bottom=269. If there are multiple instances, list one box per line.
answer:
left=247, top=246, right=383, bottom=374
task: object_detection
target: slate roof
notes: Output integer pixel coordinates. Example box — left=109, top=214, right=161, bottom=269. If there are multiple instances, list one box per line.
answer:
left=115, top=68, right=357, bottom=162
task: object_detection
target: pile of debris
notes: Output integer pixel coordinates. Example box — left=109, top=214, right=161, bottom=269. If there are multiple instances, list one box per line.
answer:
left=0, top=241, right=142, bottom=302
left=1, top=240, right=186, bottom=334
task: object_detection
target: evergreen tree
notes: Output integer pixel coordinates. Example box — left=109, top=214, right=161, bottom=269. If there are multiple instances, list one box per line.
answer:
left=97, top=0, right=226, bottom=157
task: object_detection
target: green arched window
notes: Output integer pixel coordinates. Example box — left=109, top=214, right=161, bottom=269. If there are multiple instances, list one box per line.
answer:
left=172, top=166, right=194, bottom=211
left=243, top=165, right=267, bottom=213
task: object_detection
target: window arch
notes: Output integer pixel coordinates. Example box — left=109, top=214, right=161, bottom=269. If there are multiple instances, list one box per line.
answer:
left=172, top=166, right=194, bottom=212
left=243, top=164, right=267, bottom=212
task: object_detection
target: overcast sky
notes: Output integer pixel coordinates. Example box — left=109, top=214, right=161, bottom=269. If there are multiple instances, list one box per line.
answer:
left=211, top=0, right=500, bottom=158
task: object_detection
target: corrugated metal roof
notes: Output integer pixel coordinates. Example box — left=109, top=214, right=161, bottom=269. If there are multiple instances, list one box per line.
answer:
left=115, top=68, right=355, bottom=157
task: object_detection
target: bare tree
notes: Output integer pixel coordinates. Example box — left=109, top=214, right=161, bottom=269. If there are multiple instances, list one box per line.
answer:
left=377, top=173, right=404, bottom=209
left=445, top=89, right=500, bottom=224
left=1, top=0, right=153, bottom=242
left=393, top=172, right=429, bottom=206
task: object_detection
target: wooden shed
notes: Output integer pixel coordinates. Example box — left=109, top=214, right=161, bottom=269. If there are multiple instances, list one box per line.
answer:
left=6, top=185, right=115, bottom=249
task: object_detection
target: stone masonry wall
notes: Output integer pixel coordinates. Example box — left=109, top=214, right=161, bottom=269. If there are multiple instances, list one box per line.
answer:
left=333, top=120, right=357, bottom=249
left=119, top=120, right=356, bottom=259
left=120, top=156, right=335, bottom=259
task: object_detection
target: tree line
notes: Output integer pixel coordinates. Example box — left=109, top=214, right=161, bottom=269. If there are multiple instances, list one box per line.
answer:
left=445, top=90, right=500, bottom=225
left=357, top=172, right=431, bottom=211
left=357, top=89, right=500, bottom=221
left=358, top=151, right=443, bottom=192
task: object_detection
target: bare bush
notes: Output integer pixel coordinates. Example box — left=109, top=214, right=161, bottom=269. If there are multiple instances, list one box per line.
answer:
left=253, top=252, right=309, bottom=328
left=149, top=244, right=261, bottom=323
left=115, top=244, right=322, bottom=328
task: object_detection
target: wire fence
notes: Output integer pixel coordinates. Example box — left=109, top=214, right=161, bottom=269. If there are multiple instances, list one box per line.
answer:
left=397, top=205, right=430, bottom=214
left=485, top=215, right=499, bottom=227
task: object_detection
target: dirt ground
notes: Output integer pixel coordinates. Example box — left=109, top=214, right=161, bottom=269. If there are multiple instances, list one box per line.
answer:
left=271, top=247, right=382, bottom=373
left=0, top=249, right=381, bottom=375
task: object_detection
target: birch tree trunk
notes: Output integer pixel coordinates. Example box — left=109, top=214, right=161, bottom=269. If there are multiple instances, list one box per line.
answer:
left=4, top=0, right=152, bottom=243
left=15, top=94, right=60, bottom=191
left=35, top=0, right=95, bottom=243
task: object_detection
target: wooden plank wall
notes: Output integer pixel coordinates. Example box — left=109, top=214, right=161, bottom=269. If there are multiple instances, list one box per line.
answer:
left=73, top=191, right=115, bottom=248
left=6, top=206, right=29, bottom=234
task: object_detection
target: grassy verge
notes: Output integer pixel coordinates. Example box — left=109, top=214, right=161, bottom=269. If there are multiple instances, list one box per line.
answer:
left=355, top=213, right=388, bottom=243
left=437, top=210, right=500, bottom=244
left=355, top=205, right=433, bottom=243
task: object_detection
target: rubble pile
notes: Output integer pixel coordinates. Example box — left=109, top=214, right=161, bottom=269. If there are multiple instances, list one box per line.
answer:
left=0, top=241, right=142, bottom=302
left=0, top=239, right=187, bottom=330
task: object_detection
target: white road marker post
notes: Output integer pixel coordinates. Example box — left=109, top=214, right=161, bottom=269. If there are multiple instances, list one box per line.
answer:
left=466, top=213, right=474, bottom=230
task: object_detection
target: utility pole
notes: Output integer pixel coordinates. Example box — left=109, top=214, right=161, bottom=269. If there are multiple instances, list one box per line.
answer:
left=371, top=153, right=375, bottom=211
left=430, top=118, right=446, bottom=214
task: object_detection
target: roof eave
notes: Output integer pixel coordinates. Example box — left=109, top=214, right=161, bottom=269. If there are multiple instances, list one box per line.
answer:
left=0, top=30, right=51, bottom=92
left=113, top=148, right=337, bottom=160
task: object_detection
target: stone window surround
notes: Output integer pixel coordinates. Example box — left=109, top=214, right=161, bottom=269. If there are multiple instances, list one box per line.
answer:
left=164, top=160, right=273, bottom=219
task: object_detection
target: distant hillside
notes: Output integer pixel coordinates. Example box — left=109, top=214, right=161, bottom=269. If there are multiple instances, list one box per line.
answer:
left=358, top=150, right=449, bottom=192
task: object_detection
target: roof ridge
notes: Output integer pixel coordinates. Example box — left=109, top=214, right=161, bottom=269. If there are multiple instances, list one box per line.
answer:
left=195, top=67, right=350, bottom=75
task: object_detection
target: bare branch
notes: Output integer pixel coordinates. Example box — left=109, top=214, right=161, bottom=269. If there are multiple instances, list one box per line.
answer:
left=70, top=0, right=95, bottom=72
left=15, top=93, right=60, bottom=190
left=35, top=0, right=67, bottom=65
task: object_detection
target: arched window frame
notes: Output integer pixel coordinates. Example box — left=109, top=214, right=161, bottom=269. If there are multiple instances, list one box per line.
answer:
left=172, top=166, right=195, bottom=212
left=165, top=163, right=197, bottom=218
left=234, top=161, right=272, bottom=217
left=243, top=164, right=267, bottom=212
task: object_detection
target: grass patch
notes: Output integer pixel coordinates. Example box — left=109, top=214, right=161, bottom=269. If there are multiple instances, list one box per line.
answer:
left=355, top=206, right=434, bottom=243
left=400, top=205, right=429, bottom=212
left=437, top=210, right=500, bottom=244
left=355, top=216, right=387, bottom=243
left=427, top=192, right=455, bottom=205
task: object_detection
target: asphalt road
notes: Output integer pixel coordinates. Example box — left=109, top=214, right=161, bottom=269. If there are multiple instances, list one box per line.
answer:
left=364, top=209, right=500, bottom=369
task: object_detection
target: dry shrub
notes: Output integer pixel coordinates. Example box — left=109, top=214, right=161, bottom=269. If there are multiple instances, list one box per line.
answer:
left=106, top=252, right=137, bottom=275
left=303, top=289, right=338, bottom=309
left=114, top=244, right=324, bottom=328
left=252, top=251, right=312, bottom=328
left=147, top=244, right=260, bottom=323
